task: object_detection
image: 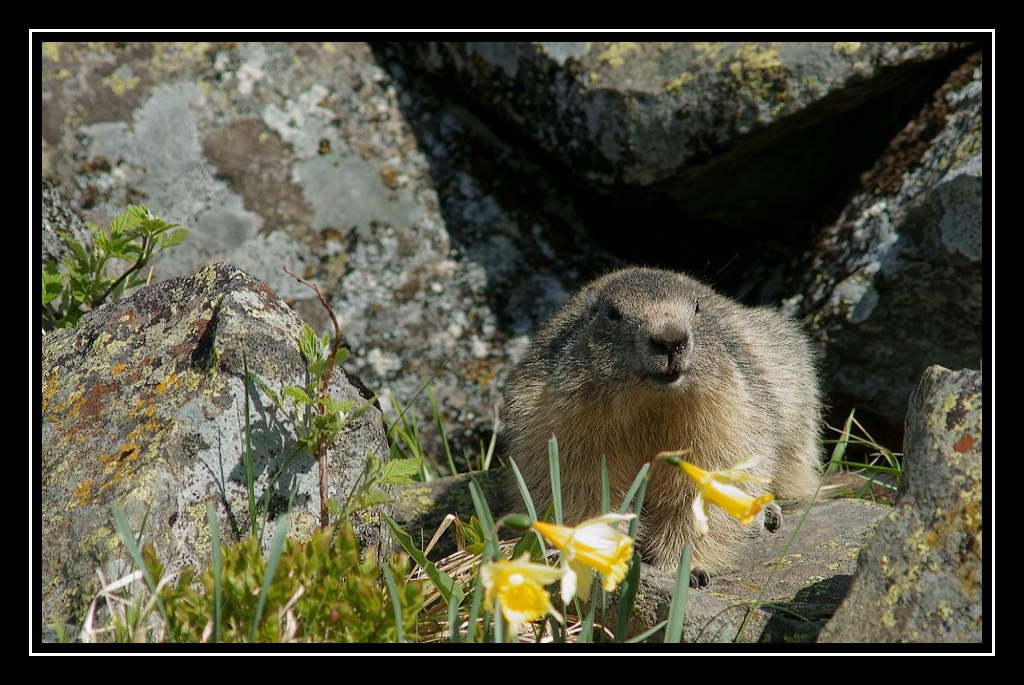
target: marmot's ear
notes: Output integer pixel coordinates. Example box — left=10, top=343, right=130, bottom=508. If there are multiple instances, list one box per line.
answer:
left=577, top=285, right=602, bottom=318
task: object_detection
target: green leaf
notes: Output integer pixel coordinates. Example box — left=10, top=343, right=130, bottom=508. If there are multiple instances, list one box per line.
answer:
left=381, top=457, right=423, bottom=484
left=281, top=385, right=313, bottom=405
left=335, top=346, right=351, bottom=365
left=382, top=565, right=405, bottom=644
left=42, top=264, right=64, bottom=305
left=548, top=437, right=563, bottom=524
left=63, top=231, right=90, bottom=263
left=156, top=227, right=189, bottom=249
left=664, top=545, right=691, bottom=643
left=614, top=550, right=643, bottom=642
left=458, top=516, right=489, bottom=557
left=383, top=512, right=465, bottom=606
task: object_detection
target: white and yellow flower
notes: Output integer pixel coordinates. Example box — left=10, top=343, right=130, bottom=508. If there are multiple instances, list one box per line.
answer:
left=530, top=513, right=636, bottom=603
left=663, top=453, right=775, bottom=536
left=480, top=554, right=564, bottom=637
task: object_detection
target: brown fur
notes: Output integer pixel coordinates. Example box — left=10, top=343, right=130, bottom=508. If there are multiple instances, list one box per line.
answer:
left=502, top=267, right=823, bottom=579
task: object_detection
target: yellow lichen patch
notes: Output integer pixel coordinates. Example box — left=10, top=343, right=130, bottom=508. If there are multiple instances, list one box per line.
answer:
left=110, top=363, right=127, bottom=377
left=92, top=383, right=171, bottom=493
left=833, top=42, right=862, bottom=56
left=155, top=372, right=179, bottom=394
left=99, top=443, right=142, bottom=486
left=597, top=42, right=640, bottom=68
left=102, top=71, right=141, bottom=96
left=726, top=43, right=789, bottom=112
left=662, top=72, right=695, bottom=96
left=731, top=42, right=784, bottom=74
left=953, top=125, right=982, bottom=167
left=289, top=510, right=319, bottom=543
left=184, top=502, right=214, bottom=561
left=72, top=479, right=97, bottom=507
left=150, top=42, right=213, bottom=77
left=803, top=75, right=824, bottom=96
left=692, top=42, right=727, bottom=67
left=42, top=372, right=63, bottom=413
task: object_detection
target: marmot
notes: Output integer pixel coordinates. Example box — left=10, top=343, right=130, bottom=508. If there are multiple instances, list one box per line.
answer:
left=502, top=266, right=823, bottom=584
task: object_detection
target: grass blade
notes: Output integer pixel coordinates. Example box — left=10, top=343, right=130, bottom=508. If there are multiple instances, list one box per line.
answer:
left=548, top=437, right=562, bottom=524
left=205, top=503, right=222, bottom=643
left=448, top=591, right=461, bottom=644
left=427, top=385, right=457, bottom=475
left=110, top=504, right=170, bottom=630
left=468, top=478, right=495, bottom=541
left=614, top=551, right=643, bottom=642
left=249, top=515, right=290, bottom=642
left=465, top=578, right=484, bottom=643
left=507, top=457, right=538, bottom=521
left=664, top=545, right=692, bottom=643
left=383, top=512, right=465, bottom=606
left=382, top=564, right=405, bottom=643
left=243, top=353, right=257, bottom=534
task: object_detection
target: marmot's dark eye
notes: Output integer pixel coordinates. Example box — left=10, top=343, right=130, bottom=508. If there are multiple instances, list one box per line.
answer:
left=693, top=300, right=700, bottom=316
left=606, top=305, right=622, bottom=321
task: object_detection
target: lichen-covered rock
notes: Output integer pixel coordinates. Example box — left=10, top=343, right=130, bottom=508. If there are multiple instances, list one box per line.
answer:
left=796, top=51, right=984, bottom=439
left=383, top=41, right=975, bottom=233
left=41, top=262, right=391, bottom=632
left=818, top=365, right=983, bottom=643
left=40, top=40, right=613, bottom=469
left=617, top=498, right=890, bottom=643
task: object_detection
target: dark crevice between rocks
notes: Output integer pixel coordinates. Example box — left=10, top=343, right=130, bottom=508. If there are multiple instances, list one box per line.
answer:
left=370, top=42, right=979, bottom=308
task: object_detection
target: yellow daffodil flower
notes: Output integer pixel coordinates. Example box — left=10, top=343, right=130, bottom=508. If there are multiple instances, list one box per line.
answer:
left=530, top=513, right=636, bottom=603
left=480, top=554, right=564, bottom=637
left=663, top=453, right=775, bottom=536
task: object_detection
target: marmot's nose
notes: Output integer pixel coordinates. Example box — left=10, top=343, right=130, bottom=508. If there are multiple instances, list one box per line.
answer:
left=650, top=334, right=688, bottom=357
left=649, top=320, right=690, bottom=357
left=649, top=324, right=691, bottom=372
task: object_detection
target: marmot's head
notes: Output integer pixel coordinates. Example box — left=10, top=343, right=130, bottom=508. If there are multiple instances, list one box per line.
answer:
left=572, top=268, right=714, bottom=392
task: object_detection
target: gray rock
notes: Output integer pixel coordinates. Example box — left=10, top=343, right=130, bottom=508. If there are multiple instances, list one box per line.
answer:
left=617, top=498, right=891, bottom=643
left=818, top=365, right=984, bottom=643
left=41, top=262, right=392, bottom=633
left=383, top=41, right=977, bottom=253
left=797, top=52, right=984, bottom=438
left=40, top=40, right=614, bottom=469
left=41, top=178, right=90, bottom=267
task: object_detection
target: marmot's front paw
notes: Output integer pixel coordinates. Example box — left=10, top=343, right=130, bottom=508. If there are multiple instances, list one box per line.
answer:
left=743, top=500, right=784, bottom=538
left=764, top=501, right=783, bottom=533
left=689, top=568, right=711, bottom=588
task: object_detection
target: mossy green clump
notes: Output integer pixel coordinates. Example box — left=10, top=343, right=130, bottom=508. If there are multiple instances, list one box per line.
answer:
left=151, top=522, right=425, bottom=643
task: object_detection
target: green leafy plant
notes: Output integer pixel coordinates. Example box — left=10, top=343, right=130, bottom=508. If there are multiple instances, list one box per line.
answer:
left=93, top=506, right=425, bottom=644
left=163, top=521, right=423, bottom=643
left=251, top=321, right=421, bottom=529
left=42, top=204, right=188, bottom=329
